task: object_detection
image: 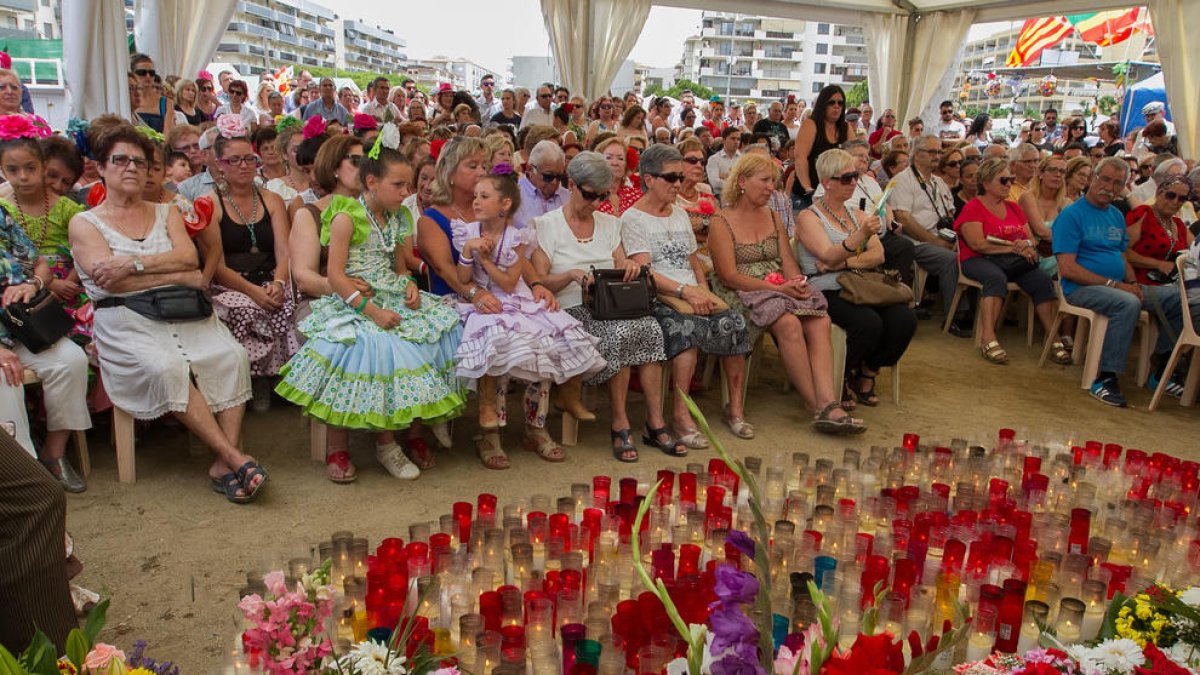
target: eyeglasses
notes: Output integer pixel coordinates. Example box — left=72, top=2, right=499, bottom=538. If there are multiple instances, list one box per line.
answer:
left=919, top=147, right=942, bottom=156
left=830, top=171, right=860, bottom=185
left=682, top=157, right=704, bottom=165
left=198, top=85, right=213, bottom=92
left=579, top=187, right=610, bottom=202
left=940, top=109, right=953, bottom=115
left=649, top=172, right=685, bottom=184
left=481, top=81, right=494, bottom=87
left=229, top=90, right=246, bottom=97
left=1161, top=191, right=1189, bottom=203
left=219, top=155, right=258, bottom=167
left=1033, top=126, right=1046, bottom=132
left=942, top=160, right=960, bottom=168
left=134, top=68, right=156, bottom=77
left=108, top=154, right=149, bottom=170
left=345, top=154, right=364, bottom=166
left=600, top=103, right=612, bottom=110
left=998, top=176, right=1016, bottom=186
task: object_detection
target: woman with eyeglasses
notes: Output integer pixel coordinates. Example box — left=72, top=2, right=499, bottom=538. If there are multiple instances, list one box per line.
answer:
left=935, top=148, right=964, bottom=191
left=195, top=77, right=220, bottom=120
left=794, top=149, right=914, bottom=411
left=1028, top=122, right=1052, bottom=152
left=129, top=54, right=177, bottom=135
left=585, top=97, right=617, bottom=148
left=791, top=85, right=850, bottom=212
left=203, top=120, right=297, bottom=411
left=1126, top=175, right=1194, bottom=287
left=530, top=151, right=667, bottom=463
left=213, top=80, right=257, bottom=132
left=952, top=157, right=1065, bottom=365
left=674, top=137, right=718, bottom=272
left=173, top=79, right=208, bottom=126
left=70, top=124, right=267, bottom=503
left=623, top=144, right=750, bottom=451
left=593, top=137, right=642, bottom=216
left=868, top=108, right=901, bottom=159
left=1063, top=156, right=1092, bottom=202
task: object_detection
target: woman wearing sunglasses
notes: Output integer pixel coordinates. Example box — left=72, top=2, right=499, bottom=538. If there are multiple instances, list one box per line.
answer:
left=1054, top=117, right=1088, bottom=152
left=623, top=144, right=751, bottom=451
left=795, top=149, right=915, bottom=411
left=1125, top=175, right=1193, bottom=287
left=203, top=118, right=297, bottom=412
left=791, top=85, right=850, bottom=212
left=935, top=147, right=964, bottom=191
left=673, top=137, right=717, bottom=272
left=953, top=157, right=1065, bottom=365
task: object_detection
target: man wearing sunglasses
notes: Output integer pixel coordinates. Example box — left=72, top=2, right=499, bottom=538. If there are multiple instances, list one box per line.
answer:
left=515, top=141, right=570, bottom=231
left=475, top=75, right=501, bottom=120
left=521, top=85, right=555, bottom=130
left=891, top=135, right=969, bottom=333
left=935, top=100, right=965, bottom=143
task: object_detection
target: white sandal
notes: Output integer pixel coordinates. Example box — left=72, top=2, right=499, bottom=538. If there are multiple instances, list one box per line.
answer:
left=722, top=405, right=755, bottom=439
left=375, top=442, right=420, bottom=480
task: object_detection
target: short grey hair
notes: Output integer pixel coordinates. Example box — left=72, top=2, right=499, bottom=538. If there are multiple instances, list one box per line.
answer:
left=842, top=139, right=869, bottom=154
left=815, top=148, right=856, bottom=181
left=917, top=134, right=942, bottom=152
left=1094, top=156, right=1131, bottom=183
left=1187, top=166, right=1200, bottom=187
left=637, top=143, right=682, bottom=181
left=1008, top=143, right=1039, bottom=162
left=1152, top=156, right=1186, bottom=184
left=567, top=151, right=613, bottom=190
left=528, top=139, right=565, bottom=168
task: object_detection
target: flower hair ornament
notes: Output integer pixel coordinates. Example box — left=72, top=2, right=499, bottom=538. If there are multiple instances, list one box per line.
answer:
left=215, top=113, right=249, bottom=139
left=353, top=113, right=377, bottom=133
left=302, top=115, right=327, bottom=140
left=67, top=117, right=92, bottom=159
left=275, top=115, right=301, bottom=135
left=136, top=125, right=164, bottom=144
left=0, top=113, right=52, bottom=141
left=368, top=121, right=401, bottom=160
left=490, top=162, right=515, bottom=177
left=429, top=138, right=448, bottom=162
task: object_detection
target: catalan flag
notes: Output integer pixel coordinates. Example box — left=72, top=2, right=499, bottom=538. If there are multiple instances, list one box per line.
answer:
left=1067, top=8, right=1144, bottom=47
left=1006, top=16, right=1074, bottom=67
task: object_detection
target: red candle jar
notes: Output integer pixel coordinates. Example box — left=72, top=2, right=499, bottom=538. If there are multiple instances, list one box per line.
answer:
left=1068, top=508, right=1091, bottom=555
left=678, top=473, right=697, bottom=507
left=619, top=478, right=638, bottom=505
left=592, top=476, right=611, bottom=509
left=902, top=433, right=919, bottom=452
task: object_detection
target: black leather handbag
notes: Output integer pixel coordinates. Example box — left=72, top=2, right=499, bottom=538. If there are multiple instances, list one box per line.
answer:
left=0, top=289, right=75, bottom=353
left=95, top=285, right=213, bottom=322
left=585, top=265, right=655, bottom=320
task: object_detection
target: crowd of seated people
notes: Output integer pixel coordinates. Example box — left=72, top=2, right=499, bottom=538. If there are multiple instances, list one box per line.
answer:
left=0, top=55, right=1194, bottom=509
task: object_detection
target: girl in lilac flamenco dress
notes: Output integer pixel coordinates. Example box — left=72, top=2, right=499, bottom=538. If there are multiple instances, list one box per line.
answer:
left=453, top=165, right=605, bottom=469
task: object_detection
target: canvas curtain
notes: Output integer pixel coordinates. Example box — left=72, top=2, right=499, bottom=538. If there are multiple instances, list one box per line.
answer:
left=863, top=9, right=973, bottom=124
left=541, top=0, right=652, bottom=101
left=1146, top=0, right=1199, bottom=159
left=62, top=0, right=129, bottom=120
left=134, top=0, right=238, bottom=82
left=863, top=13, right=909, bottom=122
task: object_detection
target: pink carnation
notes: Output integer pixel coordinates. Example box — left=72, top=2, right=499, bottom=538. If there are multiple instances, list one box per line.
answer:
left=302, top=116, right=327, bottom=139
left=216, top=113, right=249, bottom=139
left=83, top=643, right=126, bottom=673
left=0, top=114, right=35, bottom=140
left=765, top=272, right=785, bottom=286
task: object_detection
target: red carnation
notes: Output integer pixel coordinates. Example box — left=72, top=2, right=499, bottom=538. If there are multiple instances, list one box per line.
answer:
left=429, top=139, right=447, bottom=161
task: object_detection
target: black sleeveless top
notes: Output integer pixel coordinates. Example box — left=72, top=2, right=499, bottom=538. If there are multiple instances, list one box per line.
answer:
left=217, top=190, right=276, bottom=285
left=797, top=120, right=849, bottom=195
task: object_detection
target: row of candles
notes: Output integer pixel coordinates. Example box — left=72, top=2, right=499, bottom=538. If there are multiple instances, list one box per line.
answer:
left=239, top=430, right=1200, bottom=673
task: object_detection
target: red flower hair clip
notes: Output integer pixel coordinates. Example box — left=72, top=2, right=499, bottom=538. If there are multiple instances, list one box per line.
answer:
left=429, top=139, right=448, bottom=162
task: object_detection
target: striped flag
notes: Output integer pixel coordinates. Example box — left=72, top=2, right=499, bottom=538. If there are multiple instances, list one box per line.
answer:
left=1067, top=8, right=1144, bottom=47
left=1005, top=16, right=1074, bottom=67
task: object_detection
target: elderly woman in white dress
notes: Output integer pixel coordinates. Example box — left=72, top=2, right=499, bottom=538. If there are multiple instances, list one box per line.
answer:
left=68, top=124, right=267, bottom=504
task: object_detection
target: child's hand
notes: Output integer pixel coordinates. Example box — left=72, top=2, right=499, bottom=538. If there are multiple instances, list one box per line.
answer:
left=405, top=280, right=420, bottom=309
left=468, top=237, right=494, bottom=258
left=350, top=276, right=374, bottom=298
left=366, top=304, right=401, bottom=330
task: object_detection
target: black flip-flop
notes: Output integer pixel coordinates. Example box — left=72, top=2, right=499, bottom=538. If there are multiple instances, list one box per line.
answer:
left=234, top=461, right=269, bottom=501
left=641, top=424, right=688, bottom=457
left=211, top=472, right=254, bottom=504
left=610, top=429, right=639, bottom=463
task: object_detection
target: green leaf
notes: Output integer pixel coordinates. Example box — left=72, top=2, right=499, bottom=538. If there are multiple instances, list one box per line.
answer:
left=1096, top=592, right=1128, bottom=642
left=65, top=629, right=88, bottom=670
left=16, top=629, right=55, bottom=675
left=82, top=597, right=110, bottom=644
left=0, top=645, right=25, bottom=675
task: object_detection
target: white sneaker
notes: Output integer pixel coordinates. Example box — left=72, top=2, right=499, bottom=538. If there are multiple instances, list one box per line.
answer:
left=431, top=422, right=453, bottom=448
left=375, top=442, right=420, bottom=480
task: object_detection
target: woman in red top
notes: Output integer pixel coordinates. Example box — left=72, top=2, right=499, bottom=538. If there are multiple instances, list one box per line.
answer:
left=1125, top=175, right=1193, bottom=286
left=868, top=108, right=901, bottom=159
left=954, top=158, right=1065, bottom=365
left=594, top=137, right=642, bottom=216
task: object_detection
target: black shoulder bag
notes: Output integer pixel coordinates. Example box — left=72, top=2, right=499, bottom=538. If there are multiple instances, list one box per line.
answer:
left=0, top=289, right=75, bottom=353
left=584, top=265, right=655, bottom=320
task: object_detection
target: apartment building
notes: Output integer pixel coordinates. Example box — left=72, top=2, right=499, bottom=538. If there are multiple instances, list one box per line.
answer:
left=417, top=56, right=506, bottom=92
left=0, top=0, right=60, bottom=39
left=217, top=0, right=338, bottom=75
left=335, top=18, right=407, bottom=73
left=679, top=12, right=867, bottom=106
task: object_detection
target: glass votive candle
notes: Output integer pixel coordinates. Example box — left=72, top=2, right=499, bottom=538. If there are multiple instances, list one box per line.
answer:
left=1054, top=597, right=1085, bottom=644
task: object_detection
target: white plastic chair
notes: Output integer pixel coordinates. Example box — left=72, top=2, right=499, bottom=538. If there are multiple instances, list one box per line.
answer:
left=1039, top=280, right=1156, bottom=389
left=1149, top=256, right=1200, bottom=410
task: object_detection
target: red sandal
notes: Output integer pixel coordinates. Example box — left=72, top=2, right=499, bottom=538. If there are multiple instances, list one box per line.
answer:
left=402, top=437, right=436, bottom=470
left=325, top=450, right=357, bottom=484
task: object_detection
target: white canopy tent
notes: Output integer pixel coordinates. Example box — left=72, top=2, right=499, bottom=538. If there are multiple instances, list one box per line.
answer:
left=61, top=0, right=1198, bottom=156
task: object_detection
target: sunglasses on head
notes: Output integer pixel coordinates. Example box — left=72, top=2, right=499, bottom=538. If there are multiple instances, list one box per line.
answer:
left=579, top=187, right=610, bottom=202
left=1161, top=191, right=1189, bottom=203
left=831, top=171, right=860, bottom=185
left=999, top=176, right=1016, bottom=186
left=650, top=172, right=685, bottom=184
left=134, top=68, right=156, bottom=77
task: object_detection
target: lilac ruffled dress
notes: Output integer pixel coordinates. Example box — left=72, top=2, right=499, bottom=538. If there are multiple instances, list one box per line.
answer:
left=452, top=222, right=605, bottom=387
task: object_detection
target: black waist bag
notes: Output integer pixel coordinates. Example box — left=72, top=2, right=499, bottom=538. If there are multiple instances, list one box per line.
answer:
left=95, top=285, right=213, bottom=322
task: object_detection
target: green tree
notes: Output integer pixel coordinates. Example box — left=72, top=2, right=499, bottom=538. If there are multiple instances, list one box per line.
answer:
left=846, top=79, right=869, bottom=107
left=1097, top=95, right=1118, bottom=116
left=302, top=66, right=411, bottom=92
left=645, top=79, right=716, bottom=101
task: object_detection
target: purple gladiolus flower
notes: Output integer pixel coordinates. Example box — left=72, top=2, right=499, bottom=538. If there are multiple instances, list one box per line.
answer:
left=709, top=605, right=759, bottom=656
left=726, top=530, right=756, bottom=559
left=714, top=564, right=759, bottom=605
left=710, top=653, right=768, bottom=675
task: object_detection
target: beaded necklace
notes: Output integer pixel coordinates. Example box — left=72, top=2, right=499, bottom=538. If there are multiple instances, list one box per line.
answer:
left=221, top=186, right=261, bottom=253
left=12, top=191, right=52, bottom=250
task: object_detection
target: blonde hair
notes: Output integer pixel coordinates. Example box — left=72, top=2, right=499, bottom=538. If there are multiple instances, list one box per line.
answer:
left=976, top=157, right=1010, bottom=192
left=593, top=136, right=628, bottom=175
left=483, top=134, right=514, bottom=162
left=1064, top=156, right=1092, bottom=183
left=431, top=136, right=488, bottom=205
left=814, top=148, right=855, bottom=182
left=722, top=153, right=780, bottom=207
left=674, top=137, right=704, bottom=157
left=1029, top=154, right=1068, bottom=209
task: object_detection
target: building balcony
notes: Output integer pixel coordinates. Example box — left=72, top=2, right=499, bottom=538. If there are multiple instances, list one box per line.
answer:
left=700, top=66, right=715, bottom=77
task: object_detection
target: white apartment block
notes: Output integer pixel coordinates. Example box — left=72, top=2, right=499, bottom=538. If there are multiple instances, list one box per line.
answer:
left=417, top=56, right=506, bottom=93
left=0, top=0, right=60, bottom=39
left=335, top=18, right=408, bottom=73
left=679, top=12, right=866, bottom=107
left=217, top=0, right=338, bottom=75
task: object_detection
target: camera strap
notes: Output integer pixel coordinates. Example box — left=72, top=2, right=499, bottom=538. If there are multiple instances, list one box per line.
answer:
left=914, top=168, right=951, bottom=223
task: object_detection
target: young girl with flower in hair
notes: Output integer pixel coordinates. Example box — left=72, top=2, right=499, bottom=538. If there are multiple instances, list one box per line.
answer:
left=454, top=164, right=605, bottom=469
left=276, top=134, right=464, bottom=484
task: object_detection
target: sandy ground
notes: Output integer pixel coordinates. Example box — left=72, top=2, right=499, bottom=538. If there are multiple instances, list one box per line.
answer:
left=62, top=319, right=1200, bottom=673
